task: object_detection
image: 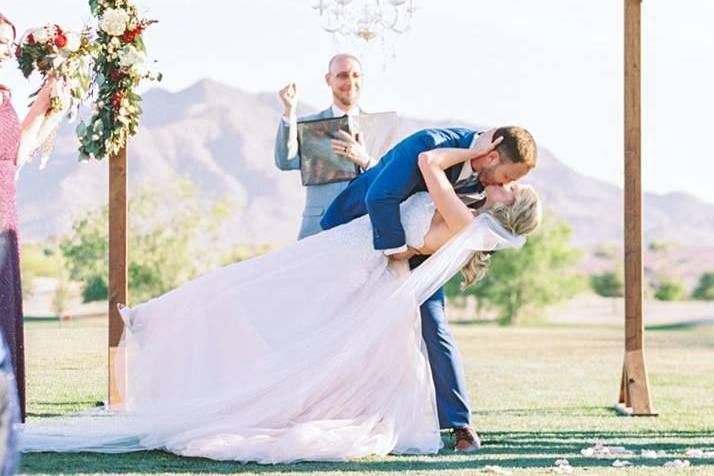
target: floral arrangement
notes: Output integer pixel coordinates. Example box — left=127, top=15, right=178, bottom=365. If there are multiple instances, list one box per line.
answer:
left=77, top=0, right=161, bottom=160
left=15, top=0, right=161, bottom=163
left=16, top=24, right=93, bottom=118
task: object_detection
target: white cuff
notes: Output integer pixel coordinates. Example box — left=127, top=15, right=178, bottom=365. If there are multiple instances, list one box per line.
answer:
left=281, top=114, right=297, bottom=125
left=383, top=245, right=408, bottom=256
left=363, top=157, right=377, bottom=170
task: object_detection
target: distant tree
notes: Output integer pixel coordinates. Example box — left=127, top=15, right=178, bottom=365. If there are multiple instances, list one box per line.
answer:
left=654, top=277, right=687, bottom=301
left=692, top=272, right=714, bottom=300
left=648, top=240, right=675, bottom=252
left=446, top=214, right=584, bottom=325
left=593, top=242, right=619, bottom=260
left=590, top=270, right=624, bottom=297
left=61, top=179, right=234, bottom=305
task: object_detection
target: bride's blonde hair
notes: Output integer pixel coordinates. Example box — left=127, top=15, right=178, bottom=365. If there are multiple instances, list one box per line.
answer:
left=460, top=184, right=541, bottom=289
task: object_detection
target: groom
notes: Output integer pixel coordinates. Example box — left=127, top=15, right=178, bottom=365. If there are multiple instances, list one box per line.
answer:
left=321, top=126, right=537, bottom=451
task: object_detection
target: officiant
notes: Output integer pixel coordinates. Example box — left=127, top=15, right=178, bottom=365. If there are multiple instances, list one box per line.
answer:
left=274, top=53, right=376, bottom=239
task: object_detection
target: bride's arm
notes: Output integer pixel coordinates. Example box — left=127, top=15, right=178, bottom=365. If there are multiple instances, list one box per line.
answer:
left=418, top=152, right=474, bottom=234
left=416, top=131, right=503, bottom=171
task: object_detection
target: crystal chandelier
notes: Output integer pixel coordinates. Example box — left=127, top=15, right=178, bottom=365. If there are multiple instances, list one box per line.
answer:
left=312, top=0, right=416, bottom=42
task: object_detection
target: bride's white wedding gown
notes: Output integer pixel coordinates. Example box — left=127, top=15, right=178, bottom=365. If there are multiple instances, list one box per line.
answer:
left=21, top=193, right=523, bottom=463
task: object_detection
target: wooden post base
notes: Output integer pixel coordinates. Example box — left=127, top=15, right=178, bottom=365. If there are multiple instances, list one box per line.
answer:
left=615, top=349, right=657, bottom=416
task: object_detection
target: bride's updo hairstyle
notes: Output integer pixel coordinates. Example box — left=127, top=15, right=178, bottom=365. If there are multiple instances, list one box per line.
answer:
left=460, top=184, right=541, bottom=289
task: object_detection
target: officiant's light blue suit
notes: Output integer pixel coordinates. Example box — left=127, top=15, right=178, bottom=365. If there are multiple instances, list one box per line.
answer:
left=274, top=107, right=365, bottom=239
left=322, top=127, right=483, bottom=430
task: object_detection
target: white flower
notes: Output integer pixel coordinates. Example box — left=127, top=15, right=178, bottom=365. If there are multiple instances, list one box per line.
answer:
left=663, top=459, right=690, bottom=468
left=118, top=45, right=144, bottom=68
left=33, top=26, right=52, bottom=44
left=553, top=459, right=574, bottom=474
left=612, top=459, right=632, bottom=468
left=100, top=8, right=130, bottom=36
left=132, top=62, right=149, bottom=77
left=64, top=32, right=81, bottom=52
left=51, top=55, right=65, bottom=68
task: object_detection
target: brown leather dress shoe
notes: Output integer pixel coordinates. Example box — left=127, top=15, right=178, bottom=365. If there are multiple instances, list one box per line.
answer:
left=453, top=426, right=481, bottom=452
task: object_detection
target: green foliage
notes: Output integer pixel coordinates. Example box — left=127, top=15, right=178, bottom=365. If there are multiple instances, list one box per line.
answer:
left=446, top=213, right=584, bottom=325
left=52, top=268, right=71, bottom=317
left=593, top=242, right=619, bottom=260
left=648, top=240, right=675, bottom=252
left=654, top=277, right=687, bottom=301
left=692, top=272, right=714, bottom=300
left=220, top=244, right=276, bottom=267
left=20, top=242, right=66, bottom=300
left=60, top=179, right=234, bottom=305
left=81, top=274, right=108, bottom=302
left=590, top=270, right=624, bottom=297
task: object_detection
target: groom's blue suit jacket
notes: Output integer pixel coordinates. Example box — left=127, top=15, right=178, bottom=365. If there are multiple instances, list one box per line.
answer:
left=321, top=127, right=478, bottom=250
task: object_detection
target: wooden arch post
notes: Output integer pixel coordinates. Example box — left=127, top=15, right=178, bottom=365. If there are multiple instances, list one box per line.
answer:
left=108, top=146, right=127, bottom=407
left=616, top=0, right=656, bottom=416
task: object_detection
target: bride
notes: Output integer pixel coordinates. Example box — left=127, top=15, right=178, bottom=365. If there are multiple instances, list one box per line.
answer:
left=22, top=144, right=541, bottom=463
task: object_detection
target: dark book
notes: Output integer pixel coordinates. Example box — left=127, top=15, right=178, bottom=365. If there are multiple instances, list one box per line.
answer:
left=297, top=112, right=399, bottom=186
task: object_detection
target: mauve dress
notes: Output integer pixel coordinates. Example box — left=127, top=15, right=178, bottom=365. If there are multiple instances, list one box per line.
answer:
left=0, top=89, right=25, bottom=422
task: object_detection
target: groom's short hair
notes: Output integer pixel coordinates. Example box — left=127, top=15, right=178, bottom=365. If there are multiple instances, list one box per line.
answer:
left=493, top=126, right=537, bottom=169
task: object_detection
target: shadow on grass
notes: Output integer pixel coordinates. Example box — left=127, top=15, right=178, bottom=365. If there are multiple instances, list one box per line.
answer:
left=473, top=405, right=610, bottom=418
left=21, top=430, right=714, bottom=474
left=646, top=319, right=714, bottom=331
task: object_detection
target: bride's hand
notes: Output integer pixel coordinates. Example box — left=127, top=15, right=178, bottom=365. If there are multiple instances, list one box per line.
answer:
left=388, top=256, right=411, bottom=278
left=471, top=130, right=504, bottom=158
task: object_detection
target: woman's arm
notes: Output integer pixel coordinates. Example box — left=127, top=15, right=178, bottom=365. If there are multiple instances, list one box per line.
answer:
left=16, top=79, right=54, bottom=167
left=418, top=152, right=474, bottom=234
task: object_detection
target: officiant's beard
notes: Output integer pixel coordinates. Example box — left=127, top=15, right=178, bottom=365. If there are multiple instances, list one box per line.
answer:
left=333, top=88, right=360, bottom=109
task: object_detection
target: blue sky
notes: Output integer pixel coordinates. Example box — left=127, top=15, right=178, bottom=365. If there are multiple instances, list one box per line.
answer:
left=3, top=1, right=713, bottom=203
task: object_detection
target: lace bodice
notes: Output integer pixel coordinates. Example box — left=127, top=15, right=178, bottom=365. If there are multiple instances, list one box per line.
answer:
left=323, top=192, right=436, bottom=260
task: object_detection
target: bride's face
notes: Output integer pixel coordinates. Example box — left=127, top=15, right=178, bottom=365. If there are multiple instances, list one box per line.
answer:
left=0, top=23, right=15, bottom=67
left=483, top=184, right=515, bottom=209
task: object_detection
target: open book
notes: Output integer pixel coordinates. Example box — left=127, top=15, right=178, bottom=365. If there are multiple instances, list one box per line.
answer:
left=297, top=112, right=399, bottom=186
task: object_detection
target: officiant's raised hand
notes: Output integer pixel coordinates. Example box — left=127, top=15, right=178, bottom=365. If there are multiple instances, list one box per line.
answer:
left=278, top=82, right=298, bottom=118
left=331, top=130, right=371, bottom=169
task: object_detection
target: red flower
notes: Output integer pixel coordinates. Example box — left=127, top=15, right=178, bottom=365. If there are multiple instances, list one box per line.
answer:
left=110, top=69, right=124, bottom=82
left=120, top=26, right=142, bottom=43
left=111, top=92, right=124, bottom=110
left=27, top=33, right=35, bottom=44
left=55, top=32, right=68, bottom=48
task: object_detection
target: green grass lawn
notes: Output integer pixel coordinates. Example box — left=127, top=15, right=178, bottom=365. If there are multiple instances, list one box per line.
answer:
left=20, top=318, right=714, bottom=475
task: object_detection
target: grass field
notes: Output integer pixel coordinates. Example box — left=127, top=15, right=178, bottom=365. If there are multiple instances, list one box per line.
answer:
left=19, top=318, right=714, bottom=475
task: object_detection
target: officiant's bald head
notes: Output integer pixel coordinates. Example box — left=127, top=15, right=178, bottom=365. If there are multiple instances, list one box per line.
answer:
left=326, top=54, right=363, bottom=110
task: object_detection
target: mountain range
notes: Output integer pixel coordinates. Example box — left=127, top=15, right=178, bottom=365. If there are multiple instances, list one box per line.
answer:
left=16, top=79, right=714, bottom=254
